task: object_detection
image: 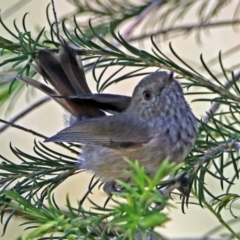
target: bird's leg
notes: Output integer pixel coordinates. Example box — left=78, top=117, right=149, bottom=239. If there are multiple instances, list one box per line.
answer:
left=177, top=174, right=192, bottom=197
left=103, top=181, right=122, bottom=193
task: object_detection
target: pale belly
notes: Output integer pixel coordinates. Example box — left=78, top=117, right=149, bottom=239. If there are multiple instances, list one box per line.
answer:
left=78, top=139, right=191, bottom=182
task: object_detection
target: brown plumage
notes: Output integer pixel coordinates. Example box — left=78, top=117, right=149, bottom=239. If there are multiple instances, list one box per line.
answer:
left=18, top=41, right=198, bottom=192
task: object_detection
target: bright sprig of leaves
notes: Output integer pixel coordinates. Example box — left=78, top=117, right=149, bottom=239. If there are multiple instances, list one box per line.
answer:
left=1, top=160, right=178, bottom=240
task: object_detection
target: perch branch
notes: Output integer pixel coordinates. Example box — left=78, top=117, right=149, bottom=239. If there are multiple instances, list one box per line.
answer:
left=0, top=96, right=50, bottom=133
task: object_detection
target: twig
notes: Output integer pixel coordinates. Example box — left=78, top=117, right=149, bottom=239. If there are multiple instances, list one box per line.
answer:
left=202, top=71, right=240, bottom=124
left=120, top=0, right=163, bottom=40
left=185, top=73, right=240, bottom=103
left=129, top=19, right=240, bottom=42
left=51, top=0, right=60, bottom=41
left=192, top=141, right=240, bottom=174
left=0, top=96, right=50, bottom=133
left=0, top=118, right=80, bottom=154
left=0, top=118, right=47, bottom=139
left=161, top=182, right=181, bottom=196
left=161, top=140, right=240, bottom=196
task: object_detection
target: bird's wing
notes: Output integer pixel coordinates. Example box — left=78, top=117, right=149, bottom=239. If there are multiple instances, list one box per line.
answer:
left=46, top=115, right=151, bottom=149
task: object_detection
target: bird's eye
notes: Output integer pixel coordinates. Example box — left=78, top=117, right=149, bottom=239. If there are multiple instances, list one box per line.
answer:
left=142, top=90, right=152, bottom=101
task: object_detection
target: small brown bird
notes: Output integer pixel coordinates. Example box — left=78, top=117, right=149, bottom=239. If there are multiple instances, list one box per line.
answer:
left=18, top=41, right=198, bottom=192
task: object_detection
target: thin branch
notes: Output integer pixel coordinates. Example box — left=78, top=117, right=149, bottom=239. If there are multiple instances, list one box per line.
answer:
left=0, top=96, right=50, bottom=133
left=202, top=199, right=240, bottom=240
left=192, top=141, right=240, bottom=174
left=174, top=67, right=240, bottom=103
left=51, top=0, right=60, bottom=41
left=202, top=71, right=240, bottom=124
left=0, top=118, right=80, bottom=154
left=120, top=0, right=164, bottom=40
left=161, top=140, right=240, bottom=197
left=129, top=19, right=240, bottom=42
left=203, top=217, right=240, bottom=239
left=0, top=118, right=47, bottom=139
left=161, top=181, right=181, bottom=196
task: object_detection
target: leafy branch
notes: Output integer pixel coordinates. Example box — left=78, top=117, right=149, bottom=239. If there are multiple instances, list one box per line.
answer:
left=0, top=1, right=240, bottom=239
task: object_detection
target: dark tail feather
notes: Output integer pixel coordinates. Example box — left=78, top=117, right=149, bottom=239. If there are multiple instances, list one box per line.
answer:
left=59, top=40, right=91, bottom=94
left=30, top=43, right=105, bottom=119
left=36, top=49, right=76, bottom=96
left=68, top=93, right=131, bottom=113
left=18, top=41, right=131, bottom=120
left=17, top=75, right=77, bottom=114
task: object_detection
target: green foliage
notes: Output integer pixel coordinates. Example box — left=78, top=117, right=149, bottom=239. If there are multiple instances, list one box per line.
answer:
left=0, top=0, right=240, bottom=239
left=1, top=159, right=177, bottom=239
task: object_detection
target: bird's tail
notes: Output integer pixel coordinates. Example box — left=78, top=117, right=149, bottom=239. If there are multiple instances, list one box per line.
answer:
left=18, top=40, right=105, bottom=119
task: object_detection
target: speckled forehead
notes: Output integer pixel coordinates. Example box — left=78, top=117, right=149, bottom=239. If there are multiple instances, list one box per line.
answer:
left=137, top=71, right=170, bottom=89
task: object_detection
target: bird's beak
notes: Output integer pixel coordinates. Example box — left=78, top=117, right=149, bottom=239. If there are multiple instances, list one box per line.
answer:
left=166, top=71, right=174, bottom=83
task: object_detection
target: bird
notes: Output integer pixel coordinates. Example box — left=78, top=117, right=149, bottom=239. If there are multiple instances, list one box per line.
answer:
left=18, top=40, right=198, bottom=192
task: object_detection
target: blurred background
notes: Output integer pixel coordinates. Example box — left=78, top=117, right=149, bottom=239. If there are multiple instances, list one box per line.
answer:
left=0, top=1, right=239, bottom=239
